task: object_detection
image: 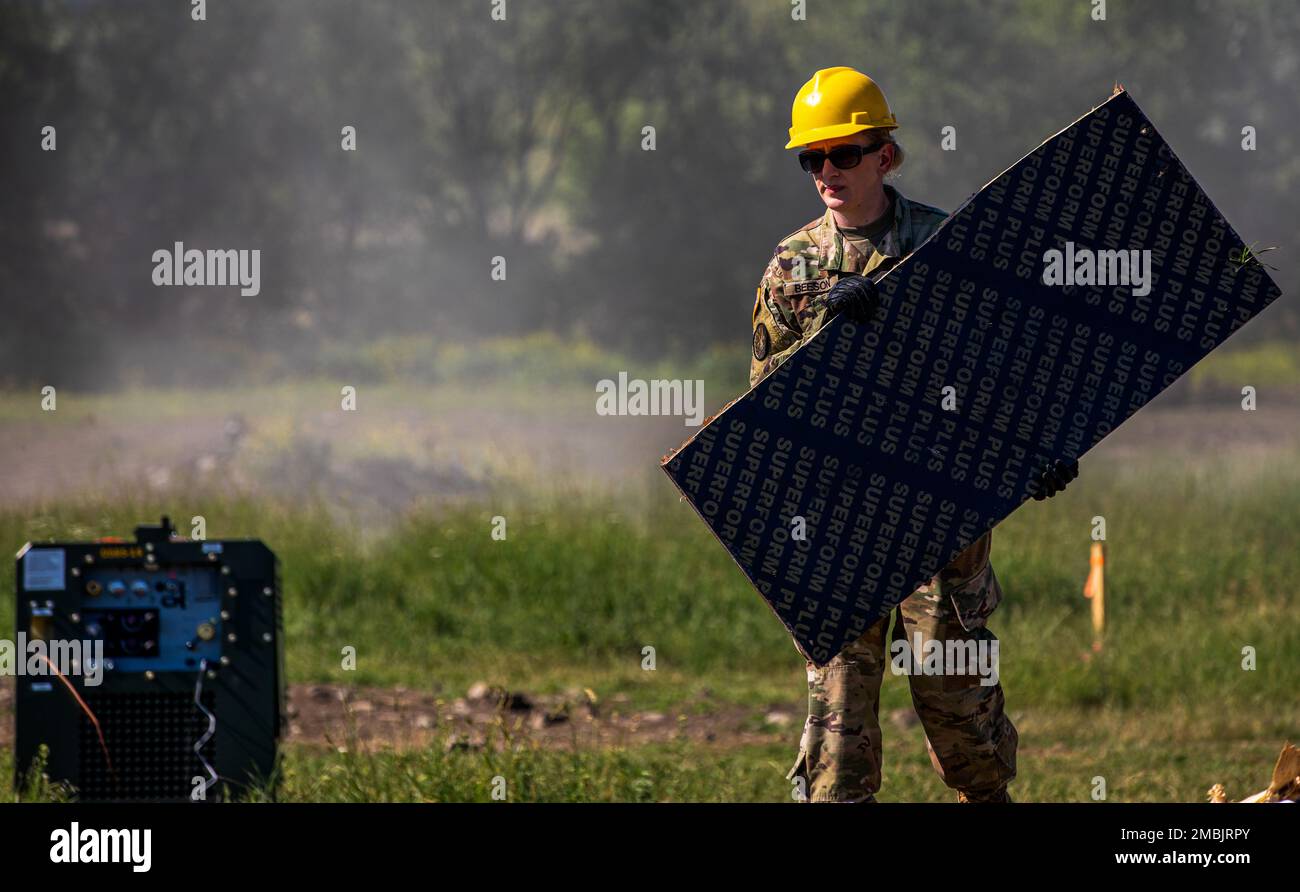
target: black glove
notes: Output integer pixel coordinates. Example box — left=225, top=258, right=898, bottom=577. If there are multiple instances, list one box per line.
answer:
left=1029, top=458, right=1079, bottom=501
left=824, top=274, right=879, bottom=325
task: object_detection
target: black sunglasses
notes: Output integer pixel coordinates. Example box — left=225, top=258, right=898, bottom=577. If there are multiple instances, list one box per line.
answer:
left=798, top=141, right=888, bottom=174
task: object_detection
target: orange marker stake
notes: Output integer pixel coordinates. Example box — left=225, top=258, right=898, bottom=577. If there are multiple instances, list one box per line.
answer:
left=1082, top=541, right=1105, bottom=650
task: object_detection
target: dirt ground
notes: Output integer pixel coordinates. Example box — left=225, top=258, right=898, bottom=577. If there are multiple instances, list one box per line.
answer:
left=280, top=681, right=800, bottom=751
left=0, top=676, right=802, bottom=752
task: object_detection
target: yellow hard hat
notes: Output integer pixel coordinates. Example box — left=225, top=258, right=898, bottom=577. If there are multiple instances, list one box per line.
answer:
left=785, top=67, right=898, bottom=149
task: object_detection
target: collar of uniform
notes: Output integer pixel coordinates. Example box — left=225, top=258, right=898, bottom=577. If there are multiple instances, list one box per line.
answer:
left=816, top=184, right=905, bottom=272
left=876, top=184, right=905, bottom=258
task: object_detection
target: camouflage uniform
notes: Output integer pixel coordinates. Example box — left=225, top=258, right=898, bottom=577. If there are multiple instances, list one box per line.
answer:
left=750, top=185, right=1018, bottom=802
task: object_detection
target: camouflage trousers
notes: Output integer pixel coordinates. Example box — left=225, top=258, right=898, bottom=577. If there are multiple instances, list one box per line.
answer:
left=787, top=532, right=1018, bottom=802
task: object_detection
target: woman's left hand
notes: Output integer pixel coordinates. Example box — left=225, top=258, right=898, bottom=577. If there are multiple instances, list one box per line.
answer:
left=1029, top=458, right=1079, bottom=500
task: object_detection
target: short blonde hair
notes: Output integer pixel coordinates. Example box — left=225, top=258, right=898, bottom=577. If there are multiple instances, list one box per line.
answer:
left=880, top=130, right=905, bottom=176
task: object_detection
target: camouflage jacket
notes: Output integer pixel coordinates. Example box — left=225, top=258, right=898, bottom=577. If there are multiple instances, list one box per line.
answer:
left=749, top=185, right=948, bottom=387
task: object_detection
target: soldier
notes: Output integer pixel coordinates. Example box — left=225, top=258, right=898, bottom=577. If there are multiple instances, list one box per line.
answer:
left=751, top=67, right=1079, bottom=803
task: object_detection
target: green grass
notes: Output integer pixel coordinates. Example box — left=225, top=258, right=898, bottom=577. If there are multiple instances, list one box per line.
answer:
left=0, top=331, right=751, bottom=411
left=313, top=331, right=747, bottom=395
left=8, top=332, right=1287, bottom=419
left=6, top=707, right=1288, bottom=802
left=1187, top=339, right=1300, bottom=398
left=262, top=711, right=1300, bottom=803
left=3, top=452, right=1297, bottom=711
left=0, top=378, right=586, bottom=424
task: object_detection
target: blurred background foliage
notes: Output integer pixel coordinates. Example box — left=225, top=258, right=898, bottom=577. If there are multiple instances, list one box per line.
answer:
left=1, top=0, right=1295, bottom=389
